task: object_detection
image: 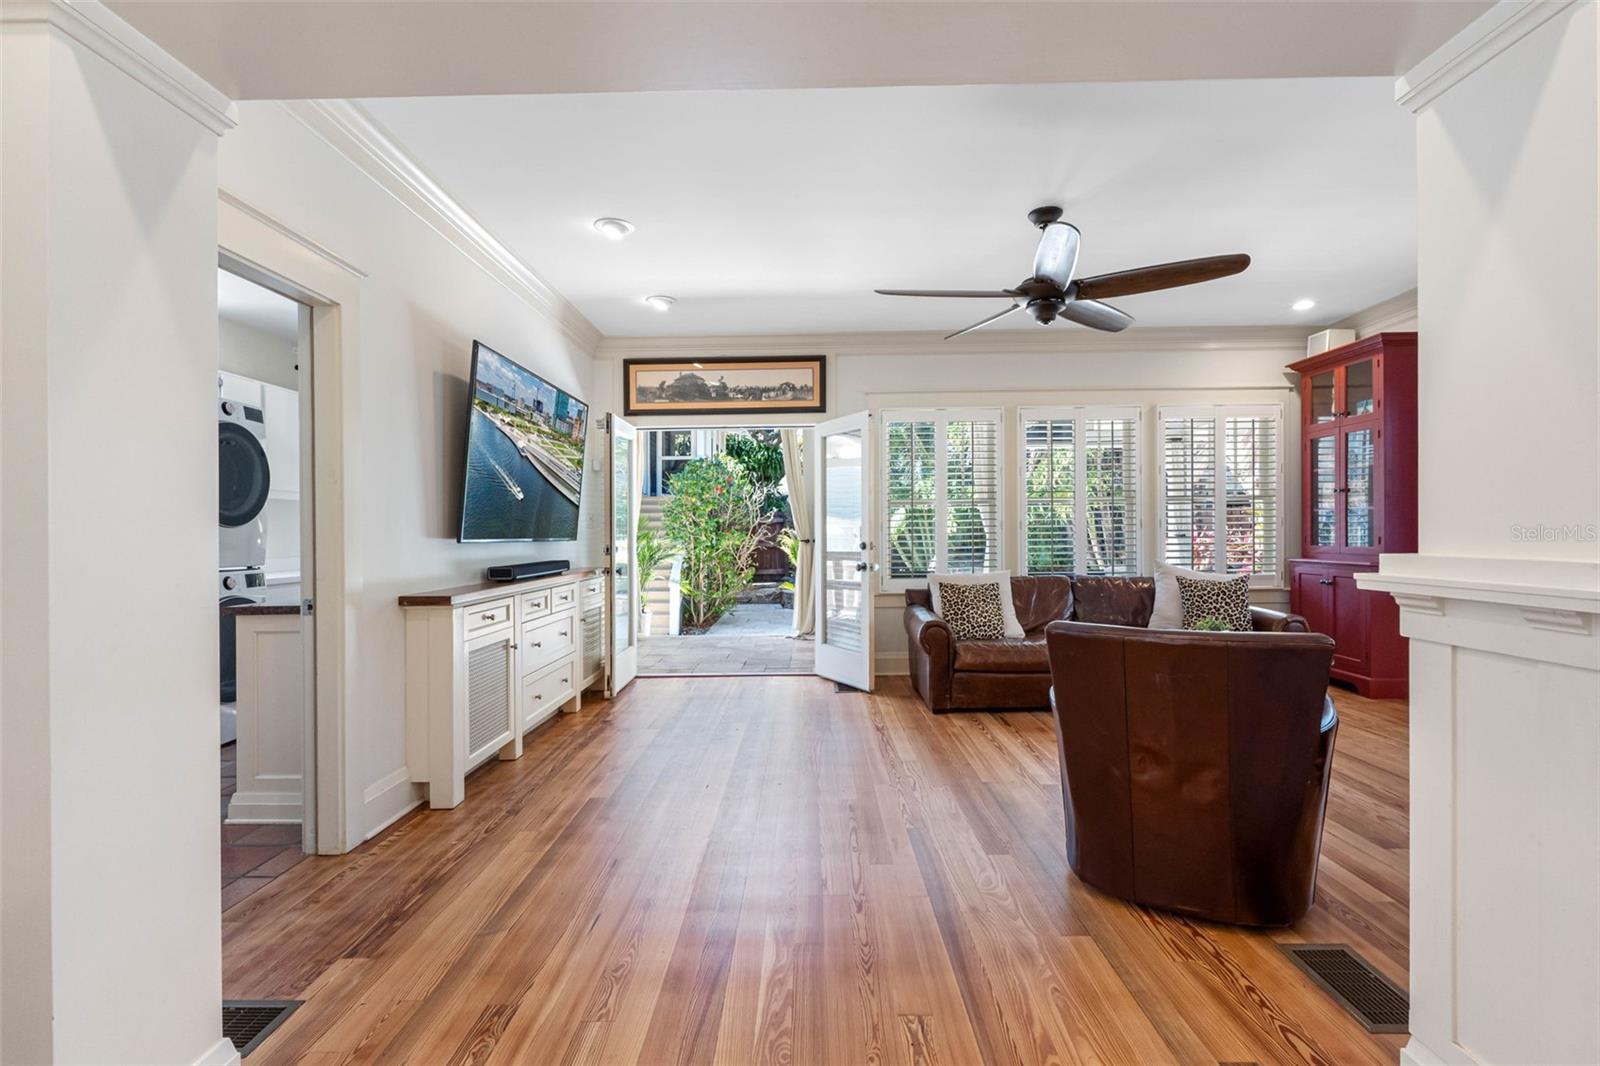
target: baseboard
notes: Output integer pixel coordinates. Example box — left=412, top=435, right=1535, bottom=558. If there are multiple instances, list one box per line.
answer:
left=363, top=765, right=423, bottom=841
left=874, top=653, right=909, bottom=676
left=193, top=1036, right=241, bottom=1066
left=224, top=791, right=303, bottom=824
left=1398, top=1038, right=1450, bottom=1066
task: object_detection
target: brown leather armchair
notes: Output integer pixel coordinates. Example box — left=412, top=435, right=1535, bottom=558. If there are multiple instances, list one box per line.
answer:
left=905, top=575, right=1308, bottom=713
left=1045, top=620, right=1338, bottom=926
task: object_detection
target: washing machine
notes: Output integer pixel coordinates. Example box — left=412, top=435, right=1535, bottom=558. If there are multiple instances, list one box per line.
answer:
left=219, top=397, right=270, bottom=571
left=219, top=569, right=267, bottom=723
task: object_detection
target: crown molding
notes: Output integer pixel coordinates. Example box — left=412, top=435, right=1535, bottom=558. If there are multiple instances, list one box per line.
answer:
left=1395, top=0, right=1577, bottom=113
left=1, top=0, right=236, bottom=135
left=596, top=325, right=1308, bottom=361
left=1331, top=288, right=1418, bottom=337
left=280, top=99, right=603, bottom=354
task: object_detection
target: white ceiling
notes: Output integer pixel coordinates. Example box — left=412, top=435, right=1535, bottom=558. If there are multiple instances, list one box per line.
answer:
left=217, top=269, right=300, bottom=343
left=360, top=77, right=1417, bottom=337
left=111, top=1, right=1489, bottom=101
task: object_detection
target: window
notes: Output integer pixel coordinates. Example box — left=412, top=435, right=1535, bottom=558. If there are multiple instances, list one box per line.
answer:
left=1158, top=405, right=1282, bottom=586
left=881, top=408, right=1002, bottom=589
left=1018, top=407, right=1141, bottom=576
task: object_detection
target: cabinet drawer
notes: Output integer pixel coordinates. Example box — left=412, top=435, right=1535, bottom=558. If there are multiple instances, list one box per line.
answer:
left=521, top=609, right=577, bottom=677
left=465, top=598, right=514, bottom=636
left=522, top=657, right=575, bottom=731
left=581, top=576, right=605, bottom=600
left=520, top=588, right=552, bottom=620
left=550, top=582, right=578, bottom=613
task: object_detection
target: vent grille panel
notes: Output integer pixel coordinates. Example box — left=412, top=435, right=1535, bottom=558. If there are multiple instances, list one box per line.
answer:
left=467, top=639, right=511, bottom=753
left=1281, top=943, right=1408, bottom=1033
left=223, top=1000, right=301, bottom=1058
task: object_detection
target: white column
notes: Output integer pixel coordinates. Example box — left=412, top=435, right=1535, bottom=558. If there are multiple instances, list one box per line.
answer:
left=1, top=4, right=238, bottom=1064
left=1376, top=3, right=1600, bottom=1062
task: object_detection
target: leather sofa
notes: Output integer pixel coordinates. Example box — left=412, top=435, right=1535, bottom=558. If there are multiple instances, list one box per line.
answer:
left=903, top=575, right=1308, bottom=713
left=1044, top=620, right=1339, bottom=925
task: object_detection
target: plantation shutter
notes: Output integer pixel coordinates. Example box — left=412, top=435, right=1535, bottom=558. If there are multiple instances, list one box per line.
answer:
left=881, top=409, right=1003, bottom=589
left=1159, top=406, right=1281, bottom=585
left=1019, top=408, right=1139, bottom=576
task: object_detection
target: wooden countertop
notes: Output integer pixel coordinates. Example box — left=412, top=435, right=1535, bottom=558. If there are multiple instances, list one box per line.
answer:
left=398, top=567, right=603, bottom=608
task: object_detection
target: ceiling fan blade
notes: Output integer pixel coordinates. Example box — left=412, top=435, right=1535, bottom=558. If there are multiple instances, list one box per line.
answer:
left=1074, top=254, right=1250, bottom=301
left=944, top=303, right=1021, bottom=340
left=875, top=289, right=1021, bottom=298
left=1059, top=298, right=1133, bottom=333
left=1032, top=222, right=1080, bottom=288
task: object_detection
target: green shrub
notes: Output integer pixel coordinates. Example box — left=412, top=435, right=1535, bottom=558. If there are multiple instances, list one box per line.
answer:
left=635, top=523, right=670, bottom=616
left=660, top=456, right=773, bottom=630
left=723, top=432, right=787, bottom=515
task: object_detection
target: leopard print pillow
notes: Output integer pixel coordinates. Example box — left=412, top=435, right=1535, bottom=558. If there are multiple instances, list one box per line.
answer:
left=934, top=580, right=1006, bottom=640
left=1176, top=574, right=1252, bottom=631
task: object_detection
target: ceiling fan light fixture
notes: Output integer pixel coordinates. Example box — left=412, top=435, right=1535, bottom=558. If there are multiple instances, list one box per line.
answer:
left=593, top=217, right=635, bottom=240
left=644, top=294, right=676, bottom=311
left=1292, top=297, right=1317, bottom=312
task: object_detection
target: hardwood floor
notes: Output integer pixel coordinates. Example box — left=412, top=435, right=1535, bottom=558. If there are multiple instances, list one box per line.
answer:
left=224, top=676, right=1408, bottom=1065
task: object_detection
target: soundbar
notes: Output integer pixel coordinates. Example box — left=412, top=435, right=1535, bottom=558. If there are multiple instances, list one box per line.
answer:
left=485, top=559, right=571, bottom=583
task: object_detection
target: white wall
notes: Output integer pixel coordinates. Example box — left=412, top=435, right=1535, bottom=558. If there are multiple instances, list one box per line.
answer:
left=218, top=315, right=298, bottom=391
left=219, top=102, right=604, bottom=838
left=599, top=326, right=1319, bottom=672
left=2, top=13, right=230, bottom=1066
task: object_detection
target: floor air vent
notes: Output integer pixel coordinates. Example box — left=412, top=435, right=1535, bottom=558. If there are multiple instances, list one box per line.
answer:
left=1280, top=944, right=1408, bottom=1033
left=222, top=1000, right=301, bottom=1057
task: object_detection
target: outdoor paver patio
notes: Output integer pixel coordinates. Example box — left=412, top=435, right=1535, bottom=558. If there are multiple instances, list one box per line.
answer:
left=639, top=602, right=814, bottom=675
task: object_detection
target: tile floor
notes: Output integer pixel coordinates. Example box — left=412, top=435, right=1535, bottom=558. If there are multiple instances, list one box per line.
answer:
left=220, top=741, right=306, bottom=909
left=639, top=602, right=814, bottom=675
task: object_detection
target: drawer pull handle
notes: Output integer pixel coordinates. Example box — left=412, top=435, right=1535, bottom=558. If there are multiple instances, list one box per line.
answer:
left=481, top=612, right=497, bottom=621
left=559, top=631, right=568, bottom=638
left=533, top=641, right=543, bottom=648
left=534, top=693, right=543, bottom=701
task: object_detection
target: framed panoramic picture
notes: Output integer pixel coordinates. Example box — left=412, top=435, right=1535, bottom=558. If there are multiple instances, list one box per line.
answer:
left=623, top=355, right=827, bottom=417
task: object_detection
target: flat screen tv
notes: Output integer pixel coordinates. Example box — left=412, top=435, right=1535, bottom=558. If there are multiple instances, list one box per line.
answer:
left=458, top=341, right=588, bottom=543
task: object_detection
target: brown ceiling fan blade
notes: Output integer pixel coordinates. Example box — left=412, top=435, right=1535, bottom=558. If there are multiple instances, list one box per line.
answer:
left=1074, top=254, right=1250, bottom=301
left=875, top=289, right=1021, bottom=298
left=944, top=303, right=1021, bottom=340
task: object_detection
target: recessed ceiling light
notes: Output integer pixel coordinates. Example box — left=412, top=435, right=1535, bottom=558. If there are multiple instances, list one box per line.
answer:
left=593, top=217, right=635, bottom=240
left=1292, top=298, right=1317, bottom=312
left=644, top=295, right=676, bottom=312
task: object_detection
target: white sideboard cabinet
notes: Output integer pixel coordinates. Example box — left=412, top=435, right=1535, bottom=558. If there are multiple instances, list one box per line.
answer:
left=400, top=568, right=607, bottom=809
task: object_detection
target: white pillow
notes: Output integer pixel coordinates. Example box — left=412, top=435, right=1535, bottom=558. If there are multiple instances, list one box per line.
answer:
left=1150, top=562, right=1240, bottom=629
left=930, top=571, right=1025, bottom=639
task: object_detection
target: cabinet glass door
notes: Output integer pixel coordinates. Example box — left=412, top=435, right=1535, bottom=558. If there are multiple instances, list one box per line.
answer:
left=1309, top=370, right=1337, bottom=424
left=1310, top=433, right=1338, bottom=548
left=1344, top=428, right=1375, bottom=548
left=1344, top=359, right=1375, bottom=417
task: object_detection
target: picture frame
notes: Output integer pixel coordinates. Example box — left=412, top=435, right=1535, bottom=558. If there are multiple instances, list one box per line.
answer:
left=622, top=355, right=826, bottom=417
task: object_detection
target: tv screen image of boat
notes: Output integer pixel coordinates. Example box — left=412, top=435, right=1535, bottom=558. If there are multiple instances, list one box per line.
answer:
left=458, top=341, right=588, bottom=542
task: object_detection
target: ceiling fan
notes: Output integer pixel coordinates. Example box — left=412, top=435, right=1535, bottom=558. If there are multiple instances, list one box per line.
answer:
left=875, top=206, right=1250, bottom=339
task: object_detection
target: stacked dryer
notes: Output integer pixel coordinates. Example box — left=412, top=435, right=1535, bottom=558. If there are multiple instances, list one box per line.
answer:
left=219, top=395, right=271, bottom=705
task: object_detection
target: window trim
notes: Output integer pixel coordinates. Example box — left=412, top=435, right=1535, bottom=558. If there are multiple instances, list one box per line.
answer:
left=878, top=406, right=1005, bottom=592
left=1155, top=403, right=1285, bottom=588
left=1015, top=405, right=1144, bottom=578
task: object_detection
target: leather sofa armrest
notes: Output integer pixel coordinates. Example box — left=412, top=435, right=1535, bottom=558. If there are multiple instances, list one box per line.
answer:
left=904, top=604, right=954, bottom=711
left=1250, top=605, right=1309, bottom=633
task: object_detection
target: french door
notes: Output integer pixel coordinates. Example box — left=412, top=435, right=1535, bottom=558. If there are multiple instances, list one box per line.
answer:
left=813, top=411, right=875, bottom=692
left=606, top=414, right=639, bottom=696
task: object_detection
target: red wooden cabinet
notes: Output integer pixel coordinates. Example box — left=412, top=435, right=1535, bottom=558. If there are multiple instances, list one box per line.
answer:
left=1287, top=333, right=1416, bottom=698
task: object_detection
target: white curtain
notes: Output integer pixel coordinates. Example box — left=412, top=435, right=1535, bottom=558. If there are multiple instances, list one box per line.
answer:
left=781, top=428, right=816, bottom=637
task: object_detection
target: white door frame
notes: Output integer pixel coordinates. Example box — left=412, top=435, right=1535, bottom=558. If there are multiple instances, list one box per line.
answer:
left=813, top=411, right=876, bottom=691
left=219, top=189, right=365, bottom=855
left=607, top=413, right=640, bottom=696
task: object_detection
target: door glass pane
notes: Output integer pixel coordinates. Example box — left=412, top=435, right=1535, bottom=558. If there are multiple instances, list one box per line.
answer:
left=1310, top=371, right=1336, bottom=424
left=884, top=420, right=936, bottom=581
left=1345, top=429, right=1374, bottom=548
left=612, top=433, right=634, bottom=653
left=1345, top=360, right=1375, bottom=416
left=822, top=430, right=863, bottom=653
left=1311, top=434, right=1337, bottom=547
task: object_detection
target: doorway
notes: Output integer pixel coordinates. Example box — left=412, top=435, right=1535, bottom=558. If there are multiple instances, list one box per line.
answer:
left=216, top=266, right=315, bottom=907
left=633, top=425, right=815, bottom=676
